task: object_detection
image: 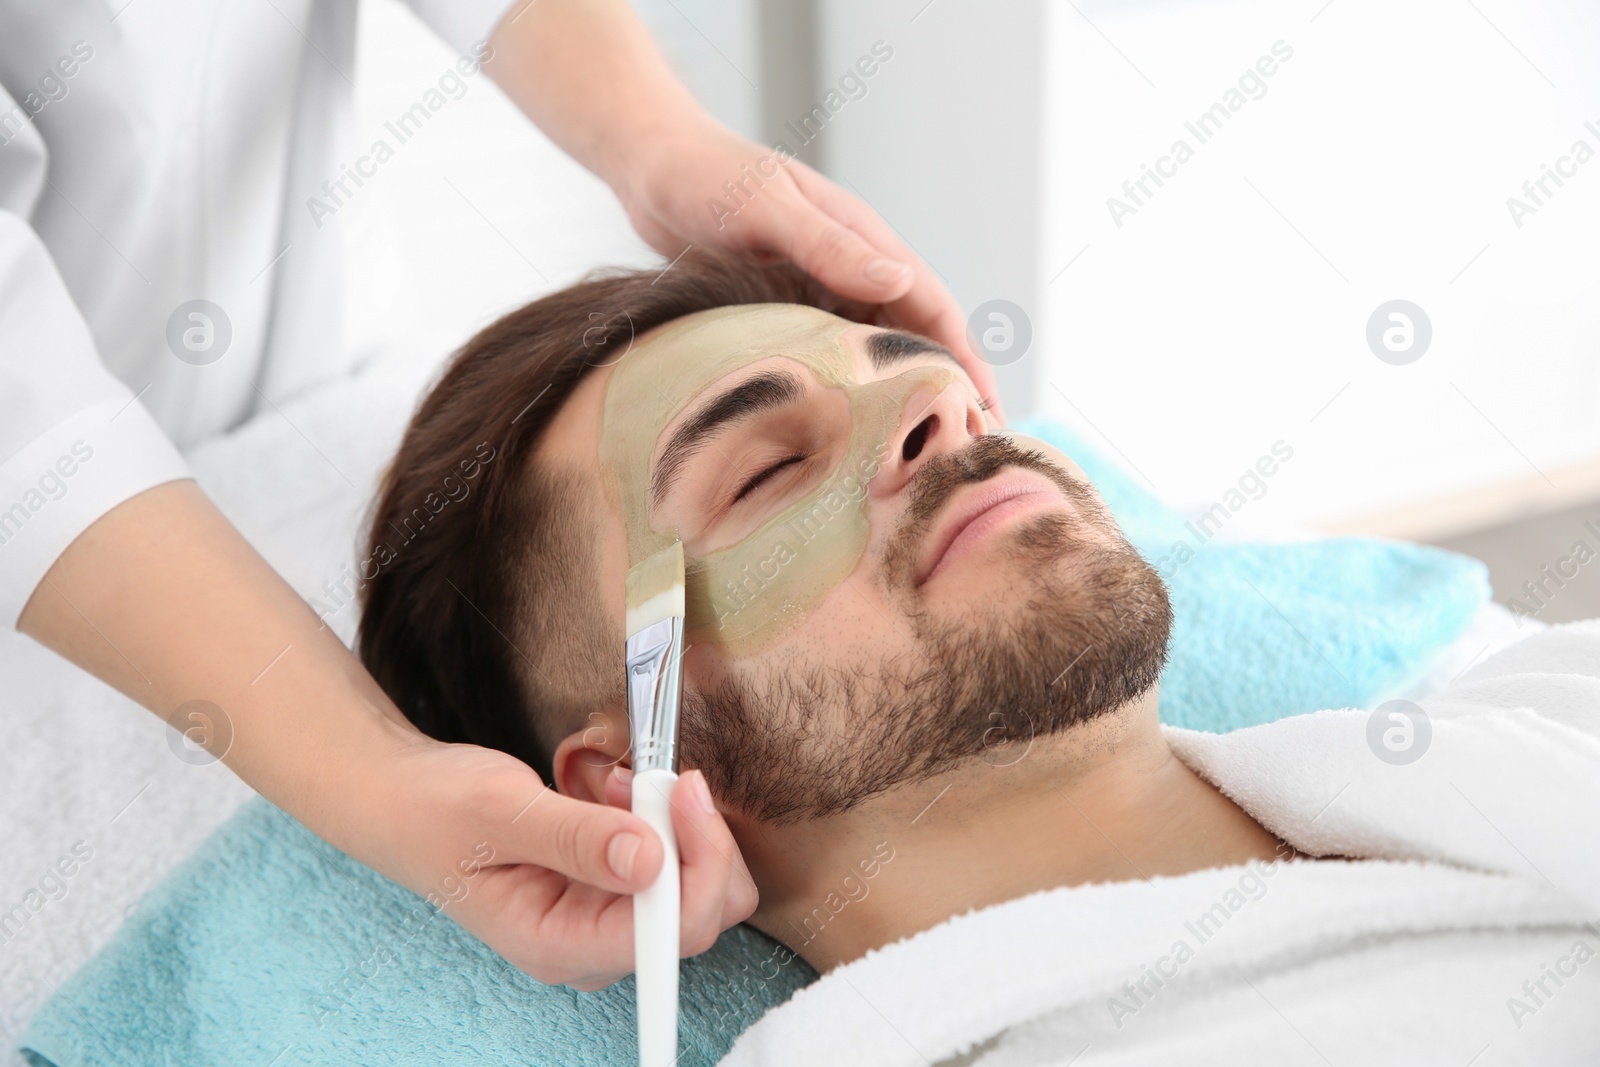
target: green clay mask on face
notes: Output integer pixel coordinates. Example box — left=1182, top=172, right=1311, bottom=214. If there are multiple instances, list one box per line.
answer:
left=600, top=304, right=958, bottom=658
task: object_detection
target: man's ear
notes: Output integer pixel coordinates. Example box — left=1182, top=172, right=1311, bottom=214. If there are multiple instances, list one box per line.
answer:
left=551, top=708, right=630, bottom=803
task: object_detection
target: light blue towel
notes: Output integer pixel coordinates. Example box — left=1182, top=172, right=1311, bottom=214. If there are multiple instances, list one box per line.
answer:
left=22, top=417, right=1488, bottom=1066
left=23, top=798, right=815, bottom=1067
left=1013, top=416, right=1490, bottom=731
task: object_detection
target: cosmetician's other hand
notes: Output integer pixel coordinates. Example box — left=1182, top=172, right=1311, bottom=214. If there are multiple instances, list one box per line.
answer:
left=614, top=119, right=1007, bottom=423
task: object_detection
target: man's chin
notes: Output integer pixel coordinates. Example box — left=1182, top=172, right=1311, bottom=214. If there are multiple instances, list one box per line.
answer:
left=920, top=507, right=1172, bottom=707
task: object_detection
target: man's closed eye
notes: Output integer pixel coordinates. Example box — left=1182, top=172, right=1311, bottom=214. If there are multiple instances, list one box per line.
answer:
left=733, top=453, right=808, bottom=504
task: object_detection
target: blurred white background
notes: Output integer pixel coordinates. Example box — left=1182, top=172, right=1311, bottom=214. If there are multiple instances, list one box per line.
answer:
left=1041, top=0, right=1600, bottom=537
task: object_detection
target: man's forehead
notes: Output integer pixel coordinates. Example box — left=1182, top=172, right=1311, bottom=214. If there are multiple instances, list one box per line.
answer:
left=611, top=303, right=860, bottom=392
left=544, top=305, right=856, bottom=471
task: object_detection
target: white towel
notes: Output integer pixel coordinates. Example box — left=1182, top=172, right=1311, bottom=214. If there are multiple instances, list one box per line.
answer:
left=719, top=619, right=1600, bottom=1066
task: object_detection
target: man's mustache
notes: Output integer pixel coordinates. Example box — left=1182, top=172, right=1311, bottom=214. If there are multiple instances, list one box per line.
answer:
left=902, top=434, right=1097, bottom=529
left=884, top=434, right=1103, bottom=586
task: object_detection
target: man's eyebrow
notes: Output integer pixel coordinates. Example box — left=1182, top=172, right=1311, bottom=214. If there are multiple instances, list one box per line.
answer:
left=866, top=330, right=962, bottom=371
left=650, top=369, right=805, bottom=509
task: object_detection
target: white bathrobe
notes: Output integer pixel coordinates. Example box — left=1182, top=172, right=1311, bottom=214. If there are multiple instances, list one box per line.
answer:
left=719, top=619, right=1600, bottom=1066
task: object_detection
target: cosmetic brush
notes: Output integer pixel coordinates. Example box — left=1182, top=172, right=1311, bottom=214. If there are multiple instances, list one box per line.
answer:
left=624, top=540, right=685, bottom=1067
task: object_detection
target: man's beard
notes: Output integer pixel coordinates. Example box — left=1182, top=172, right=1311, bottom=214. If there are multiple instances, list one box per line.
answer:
left=681, top=435, right=1174, bottom=825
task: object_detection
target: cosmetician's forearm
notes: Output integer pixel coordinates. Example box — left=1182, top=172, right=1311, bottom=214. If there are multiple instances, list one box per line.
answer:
left=484, top=0, right=712, bottom=187
left=17, top=480, right=419, bottom=860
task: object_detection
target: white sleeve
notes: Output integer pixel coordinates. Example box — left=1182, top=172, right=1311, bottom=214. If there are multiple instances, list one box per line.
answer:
left=402, top=0, right=516, bottom=54
left=0, top=211, right=193, bottom=630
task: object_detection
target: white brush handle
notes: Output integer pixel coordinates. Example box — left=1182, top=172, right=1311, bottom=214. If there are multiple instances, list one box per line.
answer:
left=632, top=768, right=679, bottom=1067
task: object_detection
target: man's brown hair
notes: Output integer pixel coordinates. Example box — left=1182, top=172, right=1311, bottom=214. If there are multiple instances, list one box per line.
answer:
left=356, top=248, right=868, bottom=784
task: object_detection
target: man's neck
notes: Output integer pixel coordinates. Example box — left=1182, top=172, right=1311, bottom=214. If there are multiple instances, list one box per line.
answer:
left=734, top=691, right=1285, bottom=974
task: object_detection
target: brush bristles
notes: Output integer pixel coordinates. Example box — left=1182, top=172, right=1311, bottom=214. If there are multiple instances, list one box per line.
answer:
left=625, top=541, right=685, bottom=636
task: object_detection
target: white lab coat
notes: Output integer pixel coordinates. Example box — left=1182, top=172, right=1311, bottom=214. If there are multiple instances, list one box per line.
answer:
left=0, top=0, right=510, bottom=627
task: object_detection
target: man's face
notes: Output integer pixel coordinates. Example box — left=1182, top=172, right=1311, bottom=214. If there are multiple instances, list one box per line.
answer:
left=541, top=304, right=1172, bottom=823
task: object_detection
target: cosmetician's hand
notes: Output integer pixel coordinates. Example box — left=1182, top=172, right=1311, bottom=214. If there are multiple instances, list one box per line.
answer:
left=383, top=736, right=756, bottom=991
left=613, top=118, right=1008, bottom=424
left=19, top=479, right=752, bottom=992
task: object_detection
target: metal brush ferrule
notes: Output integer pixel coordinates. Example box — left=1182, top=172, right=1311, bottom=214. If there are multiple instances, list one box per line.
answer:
left=626, top=616, right=683, bottom=775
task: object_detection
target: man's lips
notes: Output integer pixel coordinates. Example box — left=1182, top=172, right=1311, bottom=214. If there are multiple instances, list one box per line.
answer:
left=916, top=471, right=1067, bottom=587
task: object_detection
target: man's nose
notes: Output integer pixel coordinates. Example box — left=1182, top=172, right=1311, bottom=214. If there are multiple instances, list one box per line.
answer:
left=872, top=381, right=987, bottom=499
